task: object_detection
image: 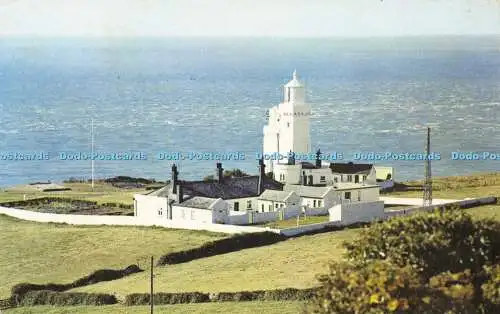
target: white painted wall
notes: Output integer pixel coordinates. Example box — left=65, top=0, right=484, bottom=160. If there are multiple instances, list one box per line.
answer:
left=226, top=197, right=258, bottom=212
left=171, top=205, right=213, bottom=224
left=134, top=194, right=169, bottom=220
left=0, top=206, right=277, bottom=234
left=329, top=201, right=385, bottom=224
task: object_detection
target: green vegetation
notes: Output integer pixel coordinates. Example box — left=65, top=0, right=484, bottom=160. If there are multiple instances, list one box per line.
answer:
left=307, top=208, right=500, bottom=313
left=0, top=182, right=149, bottom=205
left=72, top=228, right=358, bottom=296
left=203, top=168, right=249, bottom=181
left=387, top=172, right=500, bottom=199
left=4, top=301, right=303, bottom=314
left=0, top=214, right=225, bottom=299
left=264, top=215, right=329, bottom=228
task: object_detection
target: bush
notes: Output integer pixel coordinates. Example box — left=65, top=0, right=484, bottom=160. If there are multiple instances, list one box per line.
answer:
left=344, top=208, right=500, bottom=279
left=18, top=291, right=117, bottom=306
left=156, top=232, right=287, bottom=266
left=483, top=264, right=500, bottom=306
left=125, top=292, right=210, bottom=305
left=11, top=265, right=142, bottom=299
left=305, top=260, right=476, bottom=314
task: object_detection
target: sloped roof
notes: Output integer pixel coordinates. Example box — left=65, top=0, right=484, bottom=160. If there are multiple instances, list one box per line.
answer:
left=258, top=190, right=295, bottom=202
left=329, top=162, right=373, bottom=175
left=177, top=197, right=219, bottom=210
left=283, top=184, right=333, bottom=198
left=181, top=176, right=283, bottom=199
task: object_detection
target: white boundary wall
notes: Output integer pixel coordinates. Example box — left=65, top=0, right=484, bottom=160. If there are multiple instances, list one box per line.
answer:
left=0, top=206, right=277, bottom=235
left=0, top=196, right=496, bottom=236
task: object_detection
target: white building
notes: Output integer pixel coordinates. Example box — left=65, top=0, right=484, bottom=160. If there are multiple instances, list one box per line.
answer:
left=263, top=70, right=311, bottom=173
left=283, top=182, right=380, bottom=210
left=134, top=161, right=301, bottom=225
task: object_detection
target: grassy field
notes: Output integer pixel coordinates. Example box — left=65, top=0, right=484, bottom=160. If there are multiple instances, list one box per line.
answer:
left=0, top=215, right=226, bottom=299
left=4, top=301, right=303, bottom=314
left=0, top=182, right=149, bottom=205
left=73, top=228, right=359, bottom=297
left=264, top=215, right=329, bottom=229
left=386, top=172, right=500, bottom=199
left=1, top=172, right=499, bottom=311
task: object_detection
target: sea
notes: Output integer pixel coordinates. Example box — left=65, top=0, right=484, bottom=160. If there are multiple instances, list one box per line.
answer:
left=0, top=36, right=499, bottom=187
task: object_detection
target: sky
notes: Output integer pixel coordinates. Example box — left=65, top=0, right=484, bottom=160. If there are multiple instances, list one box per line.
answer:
left=0, top=0, right=499, bottom=37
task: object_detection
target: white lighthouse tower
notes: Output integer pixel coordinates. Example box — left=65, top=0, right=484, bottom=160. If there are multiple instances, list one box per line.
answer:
left=263, top=70, right=311, bottom=173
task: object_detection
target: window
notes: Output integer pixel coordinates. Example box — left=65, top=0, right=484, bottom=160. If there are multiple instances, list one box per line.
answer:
left=275, top=203, right=279, bottom=209
left=313, top=200, right=317, bottom=207
left=269, top=204, right=272, bottom=211
left=287, top=87, right=291, bottom=102
left=318, top=200, right=322, bottom=207
left=280, top=204, right=284, bottom=208
left=261, top=204, right=264, bottom=212
left=363, top=175, right=367, bottom=181
left=234, top=202, right=239, bottom=211
left=354, top=175, right=359, bottom=183
left=334, top=177, right=338, bottom=183
left=345, top=192, right=351, bottom=200
left=358, top=191, right=361, bottom=201
left=158, top=208, right=163, bottom=216
left=247, top=200, right=252, bottom=209
left=320, top=176, right=326, bottom=182
left=347, top=175, right=353, bottom=182
left=287, top=122, right=290, bottom=128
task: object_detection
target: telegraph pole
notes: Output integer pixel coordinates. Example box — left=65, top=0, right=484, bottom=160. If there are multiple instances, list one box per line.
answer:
left=150, top=256, right=154, bottom=314
left=423, top=127, right=433, bottom=206
left=91, top=118, right=95, bottom=191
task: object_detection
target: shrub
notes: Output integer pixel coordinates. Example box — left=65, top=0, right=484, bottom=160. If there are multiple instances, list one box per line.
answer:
left=124, top=292, right=210, bottom=305
left=305, top=260, right=476, bottom=314
left=156, top=232, right=287, bottom=266
left=483, top=264, right=500, bottom=306
left=11, top=265, right=142, bottom=299
left=344, top=208, right=500, bottom=279
left=18, top=291, right=117, bottom=306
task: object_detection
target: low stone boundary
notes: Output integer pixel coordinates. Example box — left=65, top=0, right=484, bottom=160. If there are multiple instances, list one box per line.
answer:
left=384, top=196, right=498, bottom=218
left=0, top=206, right=278, bottom=235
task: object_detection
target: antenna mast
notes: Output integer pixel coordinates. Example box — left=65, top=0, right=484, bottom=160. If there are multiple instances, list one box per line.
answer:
left=423, top=127, right=432, bottom=206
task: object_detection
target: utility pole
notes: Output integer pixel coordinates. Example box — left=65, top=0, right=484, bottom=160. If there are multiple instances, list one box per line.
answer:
left=91, top=118, right=95, bottom=191
left=150, top=256, right=154, bottom=314
left=423, top=127, right=433, bottom=206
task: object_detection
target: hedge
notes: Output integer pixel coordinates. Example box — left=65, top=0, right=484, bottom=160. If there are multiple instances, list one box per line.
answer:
left=156, top=232, right=287, bottom=266
left=0, top=197, right=133, bottom=210
left=16, top=291, right=117, bottom=306
left=125, top=292, right=210, bottom=305
left=11, top=265, right=142, bottom=299
left=125, top=288, right=319, bottom=305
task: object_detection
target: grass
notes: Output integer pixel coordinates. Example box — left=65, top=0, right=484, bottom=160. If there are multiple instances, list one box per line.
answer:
left=0, top=182, right=149, bottom=205
left=72, top=228, right=359, bottom=297
left=3, top=301, right=303, bottom=313
left=0, top=215, right=226, bottom=299
left=264, top=215, right=329, bottom=229
left=386, top=172, right=500, bottom=199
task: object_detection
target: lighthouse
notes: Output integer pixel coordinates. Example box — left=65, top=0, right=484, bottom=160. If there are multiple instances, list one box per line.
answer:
left=263, top=70, right=311, bottom=174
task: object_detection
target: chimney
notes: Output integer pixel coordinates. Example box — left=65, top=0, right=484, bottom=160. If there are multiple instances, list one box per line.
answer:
left=316, top=149, right=322, bottom=168
left=258, top=159, right=265, bottom=195
left=216, top=162, right=223, bottom=183
left=176, top=184, right=183, bottom=203
left=171, top=164, right=179, bottom=193
left=288, top=150, right=295, bottom=165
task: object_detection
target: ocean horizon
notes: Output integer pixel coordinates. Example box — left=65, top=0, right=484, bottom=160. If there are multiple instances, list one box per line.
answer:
left=0, top=36, right=499, bottom=187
